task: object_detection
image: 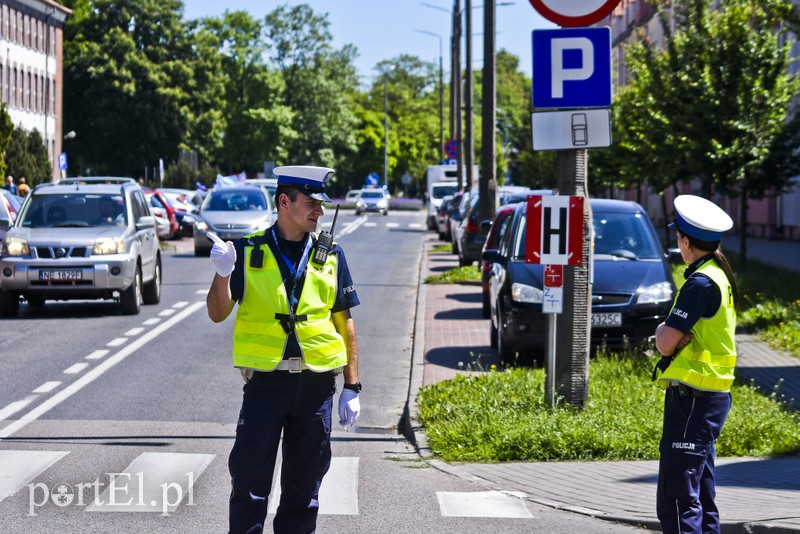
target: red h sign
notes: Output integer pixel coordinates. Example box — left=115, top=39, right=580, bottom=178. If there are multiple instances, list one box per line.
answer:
left=526, top=195, right=584, bottom=265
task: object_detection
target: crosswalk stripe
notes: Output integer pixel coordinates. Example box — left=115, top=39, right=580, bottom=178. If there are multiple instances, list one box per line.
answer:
left=437, top=491, right=533, bottom=518
left=0, top=450, right=69, bottom=502
left=86, top=452, right=214, bottom=513
left=268, top=457, right=359, bottom=516
left=0, top=395, right=38, bottom=422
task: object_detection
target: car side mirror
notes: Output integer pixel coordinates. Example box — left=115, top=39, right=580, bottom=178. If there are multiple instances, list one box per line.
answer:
left=137, top=216, right=157, bottom=230
left=0, top=218, right=10, bottom=231
left=482, top=249, right=506, bottom=265
left=667, top=247, right=682, bottom=264
left=479, top=220, right=492, bottom=232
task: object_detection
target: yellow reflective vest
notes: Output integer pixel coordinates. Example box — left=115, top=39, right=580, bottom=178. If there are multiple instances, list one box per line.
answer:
left=232, top=234, right=348, bottom=372
left=656, top=260, right=737, bottom=392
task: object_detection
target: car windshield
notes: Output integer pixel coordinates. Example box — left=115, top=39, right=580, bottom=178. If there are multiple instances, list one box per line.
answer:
left=360, top=191, right=383, bottom=199
left=511, top=210, right=661, bottom=260
left=18, top=193, right=127, bottom=228
left=204, top=190, right=267, bottom=211
left=432, top=184, right=458, bottom=199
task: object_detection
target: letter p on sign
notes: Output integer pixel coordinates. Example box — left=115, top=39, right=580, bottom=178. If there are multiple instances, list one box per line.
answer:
left=551, top=37, right=593, bottom=98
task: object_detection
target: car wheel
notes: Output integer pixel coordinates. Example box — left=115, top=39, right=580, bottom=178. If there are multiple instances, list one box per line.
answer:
left=355, top=209, right=361, bottom=216
left=490, top=317, right=498, bottom=349
left=0, top=289, right=20, bottom=318
left=142, top=256, right=161, bottom=305
left=382, top=210, right=388, bottom=216
left=458, top=250, right=471, bottom=267
left=451, top=238, right=458, bottom=255
left=482, top=291, right=490, bottom=319
left=438, top=231, right=445, bottom=241
left=26, top=295, right=45, bottom=308
left=120, top=266, right=142, bottom=315
left=497, top=323, right=515, bottom=366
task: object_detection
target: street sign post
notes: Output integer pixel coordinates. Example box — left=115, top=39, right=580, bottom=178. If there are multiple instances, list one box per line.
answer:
left=528, top=0, right=622, bottom=27
left=532, top=28, right=611, bottom=110
left=532, top=109, right=611, bottom=151
left=366, top=172, right=380, bottom=186
left=525, top=195, right=584, bottom=265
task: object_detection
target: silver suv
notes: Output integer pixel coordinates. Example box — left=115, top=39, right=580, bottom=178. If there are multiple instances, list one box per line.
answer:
left=0, top=178, right=162, bottom=317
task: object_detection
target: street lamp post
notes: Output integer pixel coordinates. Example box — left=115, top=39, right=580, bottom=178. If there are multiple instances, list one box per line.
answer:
left=413, top=29, right=445, bottom=162
left=384, top=77, right=389, bottom=188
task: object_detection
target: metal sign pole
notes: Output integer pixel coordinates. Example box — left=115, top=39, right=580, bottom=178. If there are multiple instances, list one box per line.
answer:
left=546, top=313, right=557, bottom=408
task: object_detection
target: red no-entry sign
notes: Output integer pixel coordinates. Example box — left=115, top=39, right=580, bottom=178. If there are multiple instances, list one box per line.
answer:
left=529, top=0, right=622, bottom=27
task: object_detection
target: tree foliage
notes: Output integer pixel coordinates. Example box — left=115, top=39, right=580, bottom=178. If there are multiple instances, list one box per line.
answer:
left=5, top=128, right=52, bottom=186
left=0, top=104, right=14, bottom=181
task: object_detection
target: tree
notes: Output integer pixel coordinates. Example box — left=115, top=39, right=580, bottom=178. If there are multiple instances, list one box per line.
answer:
left=0, top=105, right=14, bottom=182
left=596, top=0, right=799, bottom=261
left=265, top=4, right=360, bottom=169
left=5, top=128, right=52, bottom=186
left=63, top=0, right=202, bottom=177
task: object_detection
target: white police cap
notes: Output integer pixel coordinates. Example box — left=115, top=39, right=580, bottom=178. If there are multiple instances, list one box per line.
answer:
left=273, top=165, right=334, bottom=202
left=668, top=195, right=733, bottom=242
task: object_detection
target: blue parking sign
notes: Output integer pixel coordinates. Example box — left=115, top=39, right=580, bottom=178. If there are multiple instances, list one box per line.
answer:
left=532, top=28, right=611, bottom=109
left=58, top=152, right=68, bottom=171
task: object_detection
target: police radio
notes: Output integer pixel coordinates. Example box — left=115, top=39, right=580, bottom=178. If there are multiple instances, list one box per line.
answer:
left=312, top=204, right=339, bottom=265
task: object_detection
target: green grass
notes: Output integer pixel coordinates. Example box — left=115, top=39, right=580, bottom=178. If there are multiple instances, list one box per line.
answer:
left=671, top=253, right=800, bottom=358
left=417, top=348, right=800, bottom=462
left=425, top=265, right=481, bottom=284
left=428, top=244, right=452, bottom=254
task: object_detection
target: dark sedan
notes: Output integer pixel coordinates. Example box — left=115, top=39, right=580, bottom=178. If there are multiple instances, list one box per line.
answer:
left=485, top=198, right=677, bottom=365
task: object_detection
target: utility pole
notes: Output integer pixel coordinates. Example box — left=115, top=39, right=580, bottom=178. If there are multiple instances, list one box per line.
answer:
left=453, top=0, right=464, bottom=191
left=478, top=0, right=497, bottom=223
left=554, top=150, right=592, bottom=407
left=465, top=0, right=474, bottom=191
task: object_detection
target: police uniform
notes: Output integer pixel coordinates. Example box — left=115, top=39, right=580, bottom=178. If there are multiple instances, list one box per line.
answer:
left=653, top=195, right=735, bottom=534
left=224, top=166, right=360, bottom=534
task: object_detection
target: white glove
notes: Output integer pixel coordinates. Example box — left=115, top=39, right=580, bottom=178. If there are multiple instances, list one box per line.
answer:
left=208, top=232, right=236, bottom=277
left=338, top=389, right=360, bottom=430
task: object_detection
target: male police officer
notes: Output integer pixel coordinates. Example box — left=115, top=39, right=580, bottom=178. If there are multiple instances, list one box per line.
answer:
left=653, top=195, right=737, bottom=534
left=207, top=165, right=361, bottom=534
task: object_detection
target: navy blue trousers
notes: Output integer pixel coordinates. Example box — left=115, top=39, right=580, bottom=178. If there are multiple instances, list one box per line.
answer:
left=656, top=386, right=731, bottom=534
left=228, top=370, right=336, bottom=534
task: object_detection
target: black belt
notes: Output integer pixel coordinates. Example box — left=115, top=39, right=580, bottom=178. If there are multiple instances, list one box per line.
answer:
left=672, top=383, right=710, bottom=398
left=275, top=312, right=308, bottom=334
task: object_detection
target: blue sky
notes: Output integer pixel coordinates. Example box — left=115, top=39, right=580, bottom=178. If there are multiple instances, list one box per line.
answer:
left=182, top=0, right=556, bottom=80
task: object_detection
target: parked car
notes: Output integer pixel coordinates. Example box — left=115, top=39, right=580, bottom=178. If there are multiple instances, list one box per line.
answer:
left=143, top=189, right=180, bottom=240
left=484, top=198, right=676, bottom=365
left=452, top=192, right=487, bottom=267
left=447, top=191, right=468, bottom=255
left=0, top=193, right=13, bottom=241
left=436, top=195, right=453, bottom=241
left=0, top=189, right=23, bottom=221
left=0, top=177, right=161, bottom=316
left=479, top=203, right=519, bottom=318
left=158, top=189, right=199, bottom=237
left=193, top=185, right=276, bottom=256
left=345, top=190, right=361, bottom=205
left=355, top=189, right=389, bottom=216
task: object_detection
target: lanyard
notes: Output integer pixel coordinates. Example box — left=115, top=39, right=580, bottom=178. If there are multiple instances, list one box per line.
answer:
left=272, top=226, right=313, bottom=308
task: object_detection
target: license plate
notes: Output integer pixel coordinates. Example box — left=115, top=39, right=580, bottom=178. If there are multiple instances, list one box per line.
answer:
left=39, top=270, right=82, bottom=281
left=591, top=312, right=622, bottom=327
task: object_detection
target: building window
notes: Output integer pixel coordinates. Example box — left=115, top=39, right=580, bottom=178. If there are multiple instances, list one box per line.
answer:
left=11, top=67, right=16, bottom=108
left=27, top=71, right=31, bottom=110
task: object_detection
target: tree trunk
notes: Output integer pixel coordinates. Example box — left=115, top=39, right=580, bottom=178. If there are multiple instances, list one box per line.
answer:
left=738, top=191, right=748, bottom=267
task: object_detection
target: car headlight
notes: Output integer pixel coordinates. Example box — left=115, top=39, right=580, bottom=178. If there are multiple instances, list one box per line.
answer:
left=3, top=237, right=30, bottom=256
left=195, top=221, right=209, bottom=231
left=511, top=282, right=543, bottom=304
left=636, top=281, right=673, bottom=305
left=356, top=201, right=364, bottom=207
left=378, top=199, right=388, bottom=208
left=93, top=237, right=125, bottom=255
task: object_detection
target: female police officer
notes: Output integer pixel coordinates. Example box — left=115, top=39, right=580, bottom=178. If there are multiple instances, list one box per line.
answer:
left=207, top=165, right=361, bottom=534
left=653, top=194, right=737, bottom=534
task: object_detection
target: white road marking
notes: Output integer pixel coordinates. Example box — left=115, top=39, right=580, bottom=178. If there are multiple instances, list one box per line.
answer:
left=159, top=309, right=176, bottom=317
left=63, top=363, right=89, bottom=375
left=437, top=491, right=533, bottom=518
left=409, top=223, right=423, bottom=229
left=0, top=395, right=38, bottom=422
left=386, top=222, right=399, bottom=228
left=106, top=338, right=127, bottom=347
left=173, top=301, right=189, bottom=308
left=33, top=381, right=61, bottom=394
left=124, top=327, right=145, bottom=337
left=268, top=457, right=359, bottom=516
left=0, top=301, right=206, bottom=441
left=85, top=350, right=109, bottom=360
left=86, top=452, right=214, bottom=513
left=195, top=289, right=209, bottom=295
left=142, top=318, right=161, bottom=326
left=0, top=450, right=69, bottom=502
left=337, top=216, right=368, bottom=237
left=364, top=222, right=377, bottom=227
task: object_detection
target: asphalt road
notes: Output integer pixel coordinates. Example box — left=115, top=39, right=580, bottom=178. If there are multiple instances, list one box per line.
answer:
left=0, top=209, right=648, bottom=533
